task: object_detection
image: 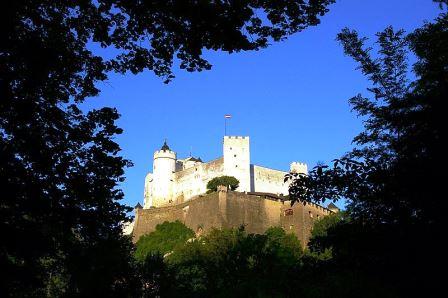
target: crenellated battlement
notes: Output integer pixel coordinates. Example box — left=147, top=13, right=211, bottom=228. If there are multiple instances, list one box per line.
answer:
left=290, top=162, right=308, bottom=174
left=154, top=150, right=176, bottom=158
left=224, top=136, right=249, bottom=139
left=290, top=162, right=307, bottom=167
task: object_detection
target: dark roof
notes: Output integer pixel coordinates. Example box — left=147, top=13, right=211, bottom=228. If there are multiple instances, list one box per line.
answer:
left=161, top=140, right=170, bottom=151
left=186, top=156, right=203, bottom=163
left=134, top=202, right=143, bottom=209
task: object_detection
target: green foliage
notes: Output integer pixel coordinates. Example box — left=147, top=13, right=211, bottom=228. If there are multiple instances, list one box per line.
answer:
left=163, top=227, right=303, bottom=297
left=206, top=176, right=240, bottom=192
left=310, top=212, right=345, bottom=240
left=306, top=212, right=346, bottom=260
left=265, top=227, right=303, bottom=262
left=135, top=223, right=401, bottom=297
left=135, top=221, right=195, bottom=262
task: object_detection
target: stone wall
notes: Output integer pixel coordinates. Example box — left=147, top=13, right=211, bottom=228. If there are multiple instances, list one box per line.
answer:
left=133, top=188, right=332, bottom=246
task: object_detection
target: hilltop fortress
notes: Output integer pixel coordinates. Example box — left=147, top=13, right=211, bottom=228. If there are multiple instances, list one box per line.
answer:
left=132, top=136, right=337, bottom=245
left=143, top=136, right=307, bottom=208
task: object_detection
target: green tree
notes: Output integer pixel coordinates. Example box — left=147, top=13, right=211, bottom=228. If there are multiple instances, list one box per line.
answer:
left=135, top=221, right=195, bottom=262
left=309, top=212, right=345, bottom=240
left=1, top=0, right=334, bottom=295
left=265, top=226, right=303, bottom=262
left=207, top=176, right=240, bottom=192
left=288, top=3, right=447, bottom=296
left=166, top=227, right=303, bottom=297
left=306, top=212, right=345, bottom=260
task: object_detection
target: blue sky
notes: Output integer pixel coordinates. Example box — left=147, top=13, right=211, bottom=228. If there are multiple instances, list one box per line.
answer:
left=83, top=0, right=441, bottom=209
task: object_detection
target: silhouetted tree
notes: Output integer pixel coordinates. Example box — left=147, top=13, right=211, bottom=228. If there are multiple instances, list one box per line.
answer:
left=137, top=253, right=170, bottom=298
left=434, top=0, right=448, bottom=8
left=288, top=4, right=447, bottom=296
left=289, top=10, right=446, bottom=226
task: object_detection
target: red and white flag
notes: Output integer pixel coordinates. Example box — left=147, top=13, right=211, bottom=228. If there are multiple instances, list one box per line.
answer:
left=224, top=114, right=232, bottom=119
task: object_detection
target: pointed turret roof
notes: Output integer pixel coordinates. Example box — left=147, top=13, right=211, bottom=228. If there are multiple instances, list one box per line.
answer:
left=134, top=202, right=143, bottom=209
left=161, top=140, right=170, bottom=151
left=185, top=156, right=203, bottom=163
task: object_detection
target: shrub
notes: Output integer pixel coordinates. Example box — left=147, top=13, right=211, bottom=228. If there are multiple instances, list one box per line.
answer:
left=206, top=176, right=239, bottom=192
left=135, top=221, right=195, bottom=262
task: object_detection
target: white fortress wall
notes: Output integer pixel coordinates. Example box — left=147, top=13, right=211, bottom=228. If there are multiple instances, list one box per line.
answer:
left=143, top=173, right=153, bottom=207
left=173, top=166, right=198, bottom=202
left=173, top=157, right=225, bottom=203
left=251, top=165, right=289, bottom=195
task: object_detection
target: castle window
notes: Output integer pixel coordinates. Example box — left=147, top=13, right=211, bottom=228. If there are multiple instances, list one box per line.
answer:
left=284, top=209, right=293, bottom=216
left=234, top=154, right=237, bottom=157
left=309, top=211, right=313, bottom=218
left=235, top=165, right=238, bottom=168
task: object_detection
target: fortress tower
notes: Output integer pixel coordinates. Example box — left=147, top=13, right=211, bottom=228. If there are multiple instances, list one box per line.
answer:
left=223, top=136, right=251, bottom=192
left=290, top=162, right=308, bottom=175
left=145, top=141, right=176, bottom=207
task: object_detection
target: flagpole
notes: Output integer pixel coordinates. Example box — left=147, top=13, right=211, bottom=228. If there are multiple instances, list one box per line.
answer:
left=224, top=114, right=231, bottom=136
left=225, top=117, right=227, bottom=136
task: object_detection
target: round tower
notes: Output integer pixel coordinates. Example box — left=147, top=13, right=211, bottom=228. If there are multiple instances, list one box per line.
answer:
left=151, top=141, right=176, bottom=207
